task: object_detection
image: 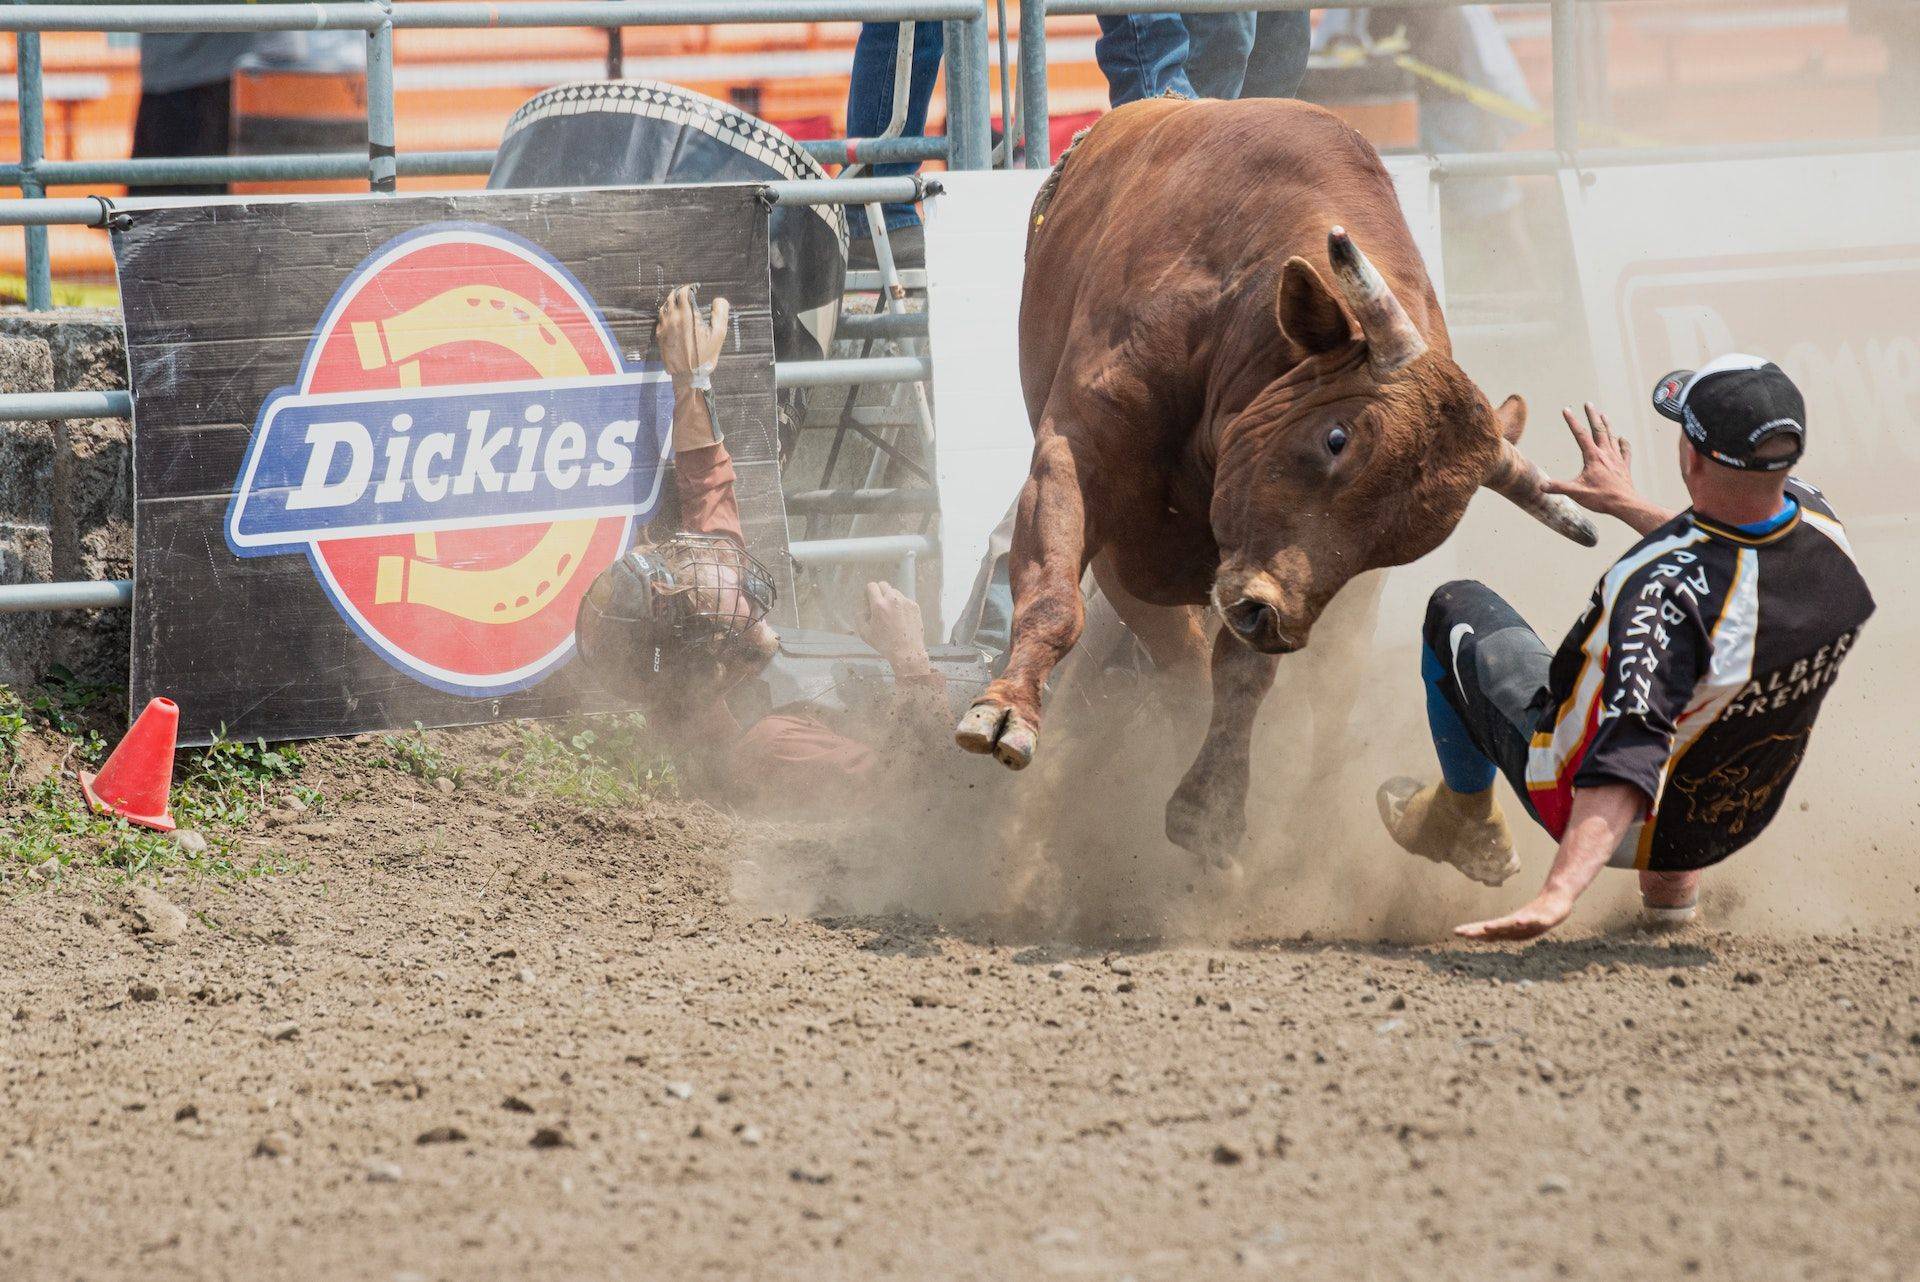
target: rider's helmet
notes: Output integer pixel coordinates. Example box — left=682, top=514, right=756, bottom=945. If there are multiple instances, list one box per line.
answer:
left=575, top=533, right=776, bottom=695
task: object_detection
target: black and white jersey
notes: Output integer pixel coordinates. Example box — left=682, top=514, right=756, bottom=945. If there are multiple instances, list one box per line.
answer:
left=1524, top=479, right=1875, bottom=872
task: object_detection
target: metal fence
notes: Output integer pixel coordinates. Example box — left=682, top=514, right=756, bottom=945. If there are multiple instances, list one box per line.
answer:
left=0, top=0, right=1913, bottom=617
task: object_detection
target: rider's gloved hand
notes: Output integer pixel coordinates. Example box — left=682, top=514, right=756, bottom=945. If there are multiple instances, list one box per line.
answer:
left=657, top=285, right=730, bottom=390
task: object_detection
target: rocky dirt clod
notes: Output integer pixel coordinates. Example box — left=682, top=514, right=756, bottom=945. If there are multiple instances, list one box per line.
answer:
left=123, top=886, right=188, bottom=945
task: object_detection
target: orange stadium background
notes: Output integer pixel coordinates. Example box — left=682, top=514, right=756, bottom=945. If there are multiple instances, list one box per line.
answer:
left=0, top=3, right=1899, bottom=296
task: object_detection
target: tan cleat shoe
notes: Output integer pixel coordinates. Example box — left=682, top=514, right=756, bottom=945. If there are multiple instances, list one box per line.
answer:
left=1376, top=776, right=1521, bottom=887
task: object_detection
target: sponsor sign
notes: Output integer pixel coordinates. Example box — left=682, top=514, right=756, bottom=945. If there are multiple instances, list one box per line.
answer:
left=115, top=188, right=786, bottom=742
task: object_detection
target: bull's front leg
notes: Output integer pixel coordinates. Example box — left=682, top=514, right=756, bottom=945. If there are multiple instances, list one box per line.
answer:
left=1164, top=630, right=1279, bottom=866
left=955, top=433, right=1095, bottom=769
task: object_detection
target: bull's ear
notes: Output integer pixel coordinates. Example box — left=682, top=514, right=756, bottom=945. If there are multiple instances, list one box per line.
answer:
left=1277, top=257, right=1352, bottom=356
left=1494, top=394, right=1527, bottom=444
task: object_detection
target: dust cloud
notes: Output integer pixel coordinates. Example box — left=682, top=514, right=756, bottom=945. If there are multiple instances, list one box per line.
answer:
left=739, top=65, right=1918, bottom=946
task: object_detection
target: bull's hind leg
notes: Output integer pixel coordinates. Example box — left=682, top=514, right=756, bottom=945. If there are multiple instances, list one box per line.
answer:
left=956, top=433, right=1095, bottom=769
left=1164, top=631, right=1280, bottom=866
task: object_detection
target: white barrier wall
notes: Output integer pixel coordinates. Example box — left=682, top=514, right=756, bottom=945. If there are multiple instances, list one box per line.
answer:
left=922, top=168, right=1051, bottom=637
left=1563, top=153, right=1920, bottom=536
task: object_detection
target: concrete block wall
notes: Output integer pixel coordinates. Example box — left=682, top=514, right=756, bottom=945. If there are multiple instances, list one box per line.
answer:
left=0, top=309, right=132, bottom=689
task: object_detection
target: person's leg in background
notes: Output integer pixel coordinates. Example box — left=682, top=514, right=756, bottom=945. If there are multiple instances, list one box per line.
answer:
left=1094, top=13, right=1195, bottom=107
left=1180, top=11, right=1253, bottom=98
left=1239, top=8, right=1312, bottom=98
left=1401, top=6, right=1540, bottom=286
left=845, top=20, right=945, bottom=268
left=130, top=81, right=233, bottom=197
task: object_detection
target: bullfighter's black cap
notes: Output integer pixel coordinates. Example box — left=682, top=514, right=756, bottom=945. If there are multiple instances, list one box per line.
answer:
left=1650, top=354, right=1806, bottom=473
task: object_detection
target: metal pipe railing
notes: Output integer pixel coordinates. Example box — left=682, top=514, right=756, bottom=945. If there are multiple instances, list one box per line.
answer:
left=1428, top=132, right=1920, bottom=179
left=0, top=390, right=131, bottom=421
left=0, top=177, right=934, bottom=229
left=0, top=358, right=937, bottom=422
left=942, top=11, right=992, bottom=170
left=0, top=579, right=131, bottom=614
left=774, top=355, right=932, bottom=389
left=1018, top=0, right=1051, bottom=168
left=1550, top=0, right=1578, bottom=153
left=15, top=28, right=52, bottom=309
left=366, top=5, right=398, bottom=193
left=837, top=310, right=929, bottom=341
left=0, top=140, right=944, bottom=190
left=786, top=487, right=940, bottom=515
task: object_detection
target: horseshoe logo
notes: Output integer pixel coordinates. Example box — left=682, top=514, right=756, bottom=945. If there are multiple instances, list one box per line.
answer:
left=354, top=285, right=600, bottom=624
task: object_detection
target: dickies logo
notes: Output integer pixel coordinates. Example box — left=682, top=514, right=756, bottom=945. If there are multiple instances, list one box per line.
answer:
left=225, top=224, right=671, bottom=696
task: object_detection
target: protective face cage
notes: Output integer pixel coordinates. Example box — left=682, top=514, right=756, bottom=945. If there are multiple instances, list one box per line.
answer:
left=647, top=533, right=777, bottom=652
left=575, top=533, right=777, bottom=691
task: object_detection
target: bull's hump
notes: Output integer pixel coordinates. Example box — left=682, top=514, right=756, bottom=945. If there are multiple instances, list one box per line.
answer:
left=1061, top=101, right=1405, bottom=259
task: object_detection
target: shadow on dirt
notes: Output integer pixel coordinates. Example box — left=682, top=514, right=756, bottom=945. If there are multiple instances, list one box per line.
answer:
left=808, top=908, right=1719, bottom=982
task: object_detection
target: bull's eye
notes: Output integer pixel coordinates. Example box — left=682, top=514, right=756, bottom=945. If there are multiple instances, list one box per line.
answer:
left=1326, top=425, right=1351, bottom=456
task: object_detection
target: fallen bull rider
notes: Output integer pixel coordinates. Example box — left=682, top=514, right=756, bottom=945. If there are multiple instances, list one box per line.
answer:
left=1379, top=358, right=1875, bottom=940
left=574, top=286, right=986, bottom=809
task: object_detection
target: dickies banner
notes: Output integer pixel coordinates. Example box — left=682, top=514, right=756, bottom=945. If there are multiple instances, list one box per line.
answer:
left=113, top=187, right=788, bottom=744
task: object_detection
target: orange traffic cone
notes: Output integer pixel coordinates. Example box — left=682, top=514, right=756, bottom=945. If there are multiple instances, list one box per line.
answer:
left=80, top=697, right=180, bottom=832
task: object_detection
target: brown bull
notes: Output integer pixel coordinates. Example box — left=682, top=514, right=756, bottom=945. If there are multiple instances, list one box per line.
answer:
left=953, top=97, right=1596, bottom=863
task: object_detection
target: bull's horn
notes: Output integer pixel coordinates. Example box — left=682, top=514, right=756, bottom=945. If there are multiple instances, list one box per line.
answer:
left=1327, top=226, right=1427, bottom=375
left=1483, top=439, right=1600, bottom=547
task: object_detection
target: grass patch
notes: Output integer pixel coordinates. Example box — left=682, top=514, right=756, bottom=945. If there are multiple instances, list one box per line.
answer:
left=4, top=775, right=306, bottom=882
left=375, top=722, right=464, bottom=784
left=1, top=684, right=316, bottom=884
left=14, top=666, right=112, bottom=764
left=376, top=714, right=678, bottom=809
left=491, top=713, right=678, bottom=808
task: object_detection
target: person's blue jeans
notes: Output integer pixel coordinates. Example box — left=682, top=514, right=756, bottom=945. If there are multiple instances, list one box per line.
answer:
left=1097, top=10, right=1311, bottom=107
left=1183, top=9, right=1311, bottom=99
left=1094, top=13, right=1195, bottom=107
left=846, top=20, right=945, bottom=237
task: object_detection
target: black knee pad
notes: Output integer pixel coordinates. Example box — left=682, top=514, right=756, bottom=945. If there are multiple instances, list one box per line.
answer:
left=1425, top=579, right=1490, bottom=649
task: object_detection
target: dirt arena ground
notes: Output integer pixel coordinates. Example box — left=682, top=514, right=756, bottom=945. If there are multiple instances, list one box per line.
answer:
left=3, top=714, right=1917, bottom=1282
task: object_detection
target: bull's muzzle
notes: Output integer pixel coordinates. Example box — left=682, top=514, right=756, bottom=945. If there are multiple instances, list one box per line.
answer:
left=1221, top=596, right=1304, bottom=654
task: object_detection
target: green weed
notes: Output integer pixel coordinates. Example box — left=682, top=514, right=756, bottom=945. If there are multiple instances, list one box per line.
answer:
left=376, top=722, right=463, bottom=784
left=490, top=712, right=677, bottom=809
left=0, top=689, right=27, bottom=760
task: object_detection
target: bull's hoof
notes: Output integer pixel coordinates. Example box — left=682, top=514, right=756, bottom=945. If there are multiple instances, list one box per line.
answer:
left=954, top=702, right=1038, bottom=770
left=1164, top=784, right=1245, bottom=870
